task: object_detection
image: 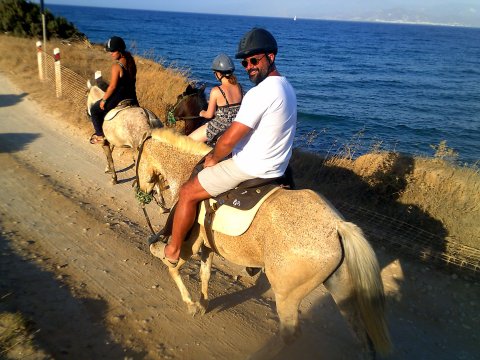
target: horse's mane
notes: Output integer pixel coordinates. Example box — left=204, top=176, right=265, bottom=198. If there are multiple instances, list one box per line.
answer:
left=151, top=128, right=211, bottom=156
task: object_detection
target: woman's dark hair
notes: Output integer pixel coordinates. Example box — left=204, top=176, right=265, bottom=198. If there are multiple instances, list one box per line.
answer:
left=122, top=51, right=137, bottom=81
left=225, top=73, right=238, bottom=85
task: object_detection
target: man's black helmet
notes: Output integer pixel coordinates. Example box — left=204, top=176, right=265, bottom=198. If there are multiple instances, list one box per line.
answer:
left=235, top=28, right=278, bottom=59
left=105, top=36, right=126, bottom=52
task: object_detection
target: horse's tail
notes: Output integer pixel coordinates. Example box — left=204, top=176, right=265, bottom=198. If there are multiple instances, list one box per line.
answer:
left=337, top=220, right=392, bottom=356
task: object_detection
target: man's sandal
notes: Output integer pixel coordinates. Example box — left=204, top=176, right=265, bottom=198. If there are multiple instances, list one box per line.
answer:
left=149, top=242, right=179, bottom=268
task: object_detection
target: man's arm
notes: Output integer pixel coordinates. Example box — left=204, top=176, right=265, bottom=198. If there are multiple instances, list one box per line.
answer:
left=204, top=121, right=251, bottom=167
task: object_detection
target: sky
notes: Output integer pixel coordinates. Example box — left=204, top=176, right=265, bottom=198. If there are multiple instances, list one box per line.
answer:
left=42, top=1, right=480, bottom=27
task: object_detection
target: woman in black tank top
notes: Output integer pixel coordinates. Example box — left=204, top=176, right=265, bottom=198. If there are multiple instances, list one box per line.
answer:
left=89, top=36, right=138, bottom=144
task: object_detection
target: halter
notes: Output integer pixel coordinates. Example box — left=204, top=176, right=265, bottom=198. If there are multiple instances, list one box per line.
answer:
left=166, top=91, right=204, bottom=125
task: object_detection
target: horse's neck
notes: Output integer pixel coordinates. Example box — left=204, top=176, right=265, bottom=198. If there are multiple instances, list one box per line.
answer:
left=88, top=86, right=105, bottom=107
left=161, top=151, right=204, bottom=199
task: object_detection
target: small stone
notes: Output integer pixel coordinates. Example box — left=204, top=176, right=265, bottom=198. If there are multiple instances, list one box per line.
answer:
left=112, top=315, right=125, bottom=322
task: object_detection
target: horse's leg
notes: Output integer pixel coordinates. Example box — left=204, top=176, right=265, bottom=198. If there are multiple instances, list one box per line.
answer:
left=102, top=142, right=117, bottom=184
left=324, top=263, right=375, bottom=359
left=249, top=273, right=321, bottom=360
left=197, top=243, right=214, bottom=314
left=166, top=260, right=202, bottom=316
left=273, top=280, right=319, bottom=343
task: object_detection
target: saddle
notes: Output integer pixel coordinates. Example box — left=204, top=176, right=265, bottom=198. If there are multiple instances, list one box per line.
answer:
left=148, top=163, right=294, bottom=252
left=105, top=99, right=137, bottom=121
left=198, top=179, right=281, bottom=237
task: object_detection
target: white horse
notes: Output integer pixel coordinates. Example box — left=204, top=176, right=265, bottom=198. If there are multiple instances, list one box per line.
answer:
left=87, top=79, right=162, bottom=184
left=136, top=129, right=392, bottom=359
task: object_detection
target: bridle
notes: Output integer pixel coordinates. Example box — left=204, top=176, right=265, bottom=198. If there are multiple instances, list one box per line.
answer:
left=166, top=91, right=205, bottom=125
left=134, top=135, right=169, bottom=235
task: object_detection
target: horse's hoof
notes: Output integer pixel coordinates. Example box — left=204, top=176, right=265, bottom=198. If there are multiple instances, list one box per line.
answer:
left=280, top=326, right=302, bottom=344
left=187, top=302, right=204, bottom=317
left=198, top=298, right=209, bottom=315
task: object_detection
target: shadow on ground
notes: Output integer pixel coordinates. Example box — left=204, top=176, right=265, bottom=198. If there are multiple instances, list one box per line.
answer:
left=0, top=132, right=41, bottom=154
left=0, top=93, right=28, bottom=107
left=0, top=224, right=145, bottom=358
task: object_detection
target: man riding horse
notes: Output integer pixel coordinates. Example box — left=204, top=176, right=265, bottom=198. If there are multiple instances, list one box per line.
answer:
left=150, top=28, right=297, bottom=268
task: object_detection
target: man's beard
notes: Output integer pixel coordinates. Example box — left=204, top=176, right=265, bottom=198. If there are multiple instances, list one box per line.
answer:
left=248, top=66, right=269, bottom=85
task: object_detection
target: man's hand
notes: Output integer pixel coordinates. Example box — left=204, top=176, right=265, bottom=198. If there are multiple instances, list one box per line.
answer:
left=203, top=153, right=218, bottom=168
left=206, top=122, right=251, bottom=167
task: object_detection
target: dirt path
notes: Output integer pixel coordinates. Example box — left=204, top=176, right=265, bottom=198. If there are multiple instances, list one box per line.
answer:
left=0, top=73, right=478, bottom=360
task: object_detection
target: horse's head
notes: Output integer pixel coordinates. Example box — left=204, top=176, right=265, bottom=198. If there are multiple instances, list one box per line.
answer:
left=165, top=84, right=208, bottom=133
left=135, top=128, right=211, bottom=210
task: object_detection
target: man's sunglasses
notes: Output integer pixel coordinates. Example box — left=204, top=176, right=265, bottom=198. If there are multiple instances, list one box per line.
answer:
left=241, top=54, right=266, bottom=68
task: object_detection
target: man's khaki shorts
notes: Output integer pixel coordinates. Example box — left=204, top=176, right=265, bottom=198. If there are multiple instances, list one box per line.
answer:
left=198, top=158, right=256, bottom=196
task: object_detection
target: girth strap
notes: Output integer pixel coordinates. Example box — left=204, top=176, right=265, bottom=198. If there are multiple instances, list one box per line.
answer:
left=203, top=199, right=220, bottom=253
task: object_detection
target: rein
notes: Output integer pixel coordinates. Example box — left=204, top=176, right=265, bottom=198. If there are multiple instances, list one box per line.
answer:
left=134, top=134, right=157, bottom=235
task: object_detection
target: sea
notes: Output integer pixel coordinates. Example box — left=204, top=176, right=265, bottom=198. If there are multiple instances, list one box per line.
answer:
left=48, top=5, right=480, bottom=165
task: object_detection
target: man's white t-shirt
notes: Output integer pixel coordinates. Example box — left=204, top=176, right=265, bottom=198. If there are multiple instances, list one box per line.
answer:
left=232, top=76, right=297, bottom=178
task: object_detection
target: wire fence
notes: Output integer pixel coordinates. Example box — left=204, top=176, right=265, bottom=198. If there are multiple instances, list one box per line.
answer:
left=39, top=49, right=88, bottom=110
left=37, top=47, right=480, bottom=278
left=335, top=201, right=480, bottom=276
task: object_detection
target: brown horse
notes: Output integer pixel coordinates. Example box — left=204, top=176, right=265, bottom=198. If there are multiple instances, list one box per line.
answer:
left=163, top=83, right=207, bottom=135
left=87, top=80, right=207, bottom=184
left=136, top=129, right=392, bottom=359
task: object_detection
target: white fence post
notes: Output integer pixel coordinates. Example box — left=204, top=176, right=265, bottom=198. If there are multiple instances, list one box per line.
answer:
left=36, top=41, right=44, bottom=81
left=53, top=48, right=62, bottom=98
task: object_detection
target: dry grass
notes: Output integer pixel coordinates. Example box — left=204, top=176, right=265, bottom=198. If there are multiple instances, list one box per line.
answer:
left=0, top=309, right=48, bottom=359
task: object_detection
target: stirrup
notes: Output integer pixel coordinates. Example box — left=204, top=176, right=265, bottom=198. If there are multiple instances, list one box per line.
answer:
left=148, top=232, right=169, bottom=246
left=246, top=267, right=262, bottom=277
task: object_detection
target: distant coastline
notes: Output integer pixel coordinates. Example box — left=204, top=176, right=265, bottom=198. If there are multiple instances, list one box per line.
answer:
left=44, top=3, right=480, bottom=29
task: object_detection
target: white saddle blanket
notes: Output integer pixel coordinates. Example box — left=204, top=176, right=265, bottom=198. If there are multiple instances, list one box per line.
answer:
left=197, top=187, right=280, bottom=236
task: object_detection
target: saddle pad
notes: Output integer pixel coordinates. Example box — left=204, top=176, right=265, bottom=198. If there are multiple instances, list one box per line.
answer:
left=197, top=186, right=280, bottom=236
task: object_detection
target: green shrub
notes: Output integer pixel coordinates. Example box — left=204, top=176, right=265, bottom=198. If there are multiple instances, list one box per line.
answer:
left=0, top=0, right=85, bottom=40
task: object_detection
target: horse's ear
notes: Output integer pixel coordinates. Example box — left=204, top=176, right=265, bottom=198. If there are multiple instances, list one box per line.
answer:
left=199, top=83, right=206, bottom=93
left=185, top=83, right=194, bottom=94
left=87, top=79, right=92, bottom=89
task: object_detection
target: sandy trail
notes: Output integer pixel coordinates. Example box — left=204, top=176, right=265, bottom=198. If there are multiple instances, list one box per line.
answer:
left=0, top=73, right=478, bottom=359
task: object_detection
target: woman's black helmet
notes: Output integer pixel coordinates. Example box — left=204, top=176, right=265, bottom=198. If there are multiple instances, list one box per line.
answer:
left=105, top=36, right=126, bottom=52
left=235, top=28, right=278, bottom=59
